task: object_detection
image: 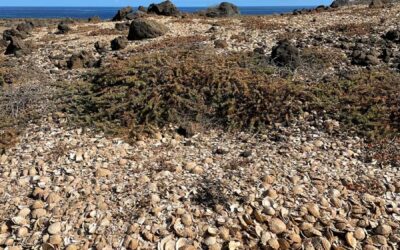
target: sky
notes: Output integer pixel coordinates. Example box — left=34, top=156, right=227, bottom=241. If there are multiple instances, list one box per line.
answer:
left=0, top=0, right=333, bottom=7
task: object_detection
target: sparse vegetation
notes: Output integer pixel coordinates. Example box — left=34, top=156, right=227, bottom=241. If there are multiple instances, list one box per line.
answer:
left=58, top=46, right=399, bottom=141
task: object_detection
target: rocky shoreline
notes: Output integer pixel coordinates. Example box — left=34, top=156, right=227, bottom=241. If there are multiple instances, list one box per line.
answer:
left=0, top=1, right=399, bottom=249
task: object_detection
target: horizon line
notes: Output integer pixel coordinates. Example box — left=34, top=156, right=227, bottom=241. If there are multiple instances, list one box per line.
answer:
left=0, top=5, right=319, bottom=8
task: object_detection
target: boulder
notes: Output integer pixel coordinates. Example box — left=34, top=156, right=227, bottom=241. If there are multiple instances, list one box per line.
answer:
left=380, top=48, right=392, bottom=63
left=3, top=29, right=28, bottom=41
left=88, top=16, right=101, bottom=23
left=214, top=39, right=228, bottom=48
left=138, top=6, right=148, bottom=12
left=271, top=40, right=300, bottom=69
left=16, top=22, right=34, bottom=33
left=203, top=2, right=240, bottom=18
left=128, top=19, right=168, bottom=40
left=369, top=0, right=384, bottom=7
left=147, top=1, right=180, bottom=16
left=331, top=0, right=394, bottom=7
left=57, top=23, right=71, bottom=34
left=384, top=29, right=400, bottom=42
left=112, top=6, right=133, bottom=21
left=94, top=41, right=108, bottom=54
left=351, top=49, right=380, bottom=66
left=67, top=51, right=96, bottom=69
left=111, top=37, right=128, bottom=50
left=115, top=22, right=130, bottom=31
left=4, top=36, right=31, bottom=57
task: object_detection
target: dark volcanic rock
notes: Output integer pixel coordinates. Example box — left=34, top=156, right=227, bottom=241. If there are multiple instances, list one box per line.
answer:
left=370, top=0, right=384, bottom=7
left=5, top=36, right=31, bottom=57
left=112, top=6, right=133, bottom=21
left=214, top=39, right=228, bottom=48
left=94, top=41, right=108, bottom=54
left=351, top=48, right=380, bottom=66
left=138, top=6, right=148, bottom=12
left=115, top=22, right=130, bottom=31
left=147, top=0, right=180, bottom=16
left=204, top=2, right=240, bottom=17
left=380, top=48, right=393, bottom=63
left=57, top=23, right=71, bottom=34
left=88, top=16, right=101, bottom=23
left=331, top=0, right=395, bottom=7
left=384, top=29, right=400, bottom=42
left=16, top=22, right=34, bottom=33
left=3, top=29, right=28, bottom=41
left=67, top=51, right=96, bottom=69
left=271, top=40, right=300, bottom=69
left=128, top=19, right=168, bottom=40
left=111, top=37, right=128, bottom=50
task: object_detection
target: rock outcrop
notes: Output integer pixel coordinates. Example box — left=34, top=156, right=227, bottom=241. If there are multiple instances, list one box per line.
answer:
left=111, top=37, right=128, bottom=50
left=271, top=40, right=300, bottom=69
left=331, top=0, right=396, bottom=7
left=4, top=36, right=31, bottom=57
left=203, top=2, right=240, bottom=17
left=67, top=51, right=96, bottom=69
left=112, top=6, right=135, bottom=21
left=127, top=19, right=168, bottom=40
left=147, top=1, right=180, bottom=16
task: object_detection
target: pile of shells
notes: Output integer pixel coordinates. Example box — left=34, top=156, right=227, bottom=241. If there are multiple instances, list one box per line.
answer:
left=0, top=116, right=399, bottom=249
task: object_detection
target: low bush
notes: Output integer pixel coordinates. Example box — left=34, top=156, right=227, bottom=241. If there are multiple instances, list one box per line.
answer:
left=61, top=47, right=399, bottom=140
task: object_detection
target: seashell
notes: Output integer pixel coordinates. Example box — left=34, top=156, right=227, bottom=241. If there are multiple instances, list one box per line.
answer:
left=269, top=218, right=286, bottom=234
left=307, top=203, right=320, bottom=218
left=228, top=241, right=241, bottom=250
left=181, top=214, right=192, bottom=227
left=12, top=216, right=28, bottom=226
left=175, top=238, right=189, bottom=250
left=207, top=226, right=218, bottom=236
left=219, top=227, right=230, bottom=240
left=48, top=222, right=61, bottom=235
left=268, top=238, right=280, bottom=249
left=345, top=232, right=357, bottom=249
left=375, top=224, right=392, bottom=236
left=354, top=227, right=366, bottom=240
left=18, top=207, right=31, bottom=217
left=204, top=236, right=217, bottom=246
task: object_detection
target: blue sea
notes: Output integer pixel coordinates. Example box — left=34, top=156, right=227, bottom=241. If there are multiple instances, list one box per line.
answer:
left=0, top=6, right=317, bottom=19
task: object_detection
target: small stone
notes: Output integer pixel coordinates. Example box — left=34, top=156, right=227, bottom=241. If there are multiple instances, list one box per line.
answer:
left=269, top=218, right=286, bottom=234
left=48, top=222, right=61, bottom=235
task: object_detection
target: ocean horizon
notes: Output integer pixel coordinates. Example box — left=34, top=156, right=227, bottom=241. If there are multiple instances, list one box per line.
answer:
left=0, top=6, right=318, bottom=19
